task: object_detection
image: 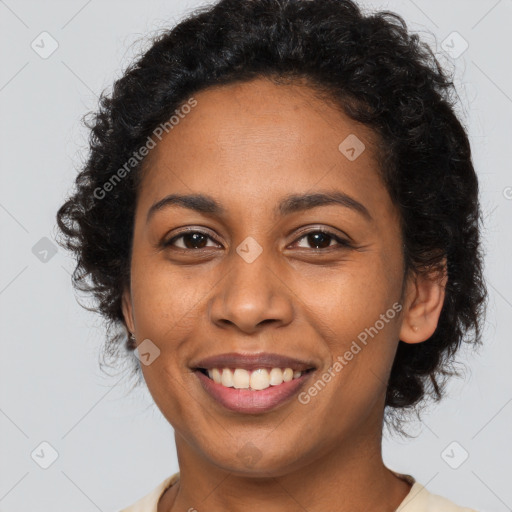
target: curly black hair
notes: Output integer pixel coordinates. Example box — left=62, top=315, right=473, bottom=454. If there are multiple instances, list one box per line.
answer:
left=55, top=0, right=487, bottom=432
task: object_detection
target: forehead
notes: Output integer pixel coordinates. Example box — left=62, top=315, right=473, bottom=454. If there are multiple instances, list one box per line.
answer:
left=137, top=77, right=393, bottom=222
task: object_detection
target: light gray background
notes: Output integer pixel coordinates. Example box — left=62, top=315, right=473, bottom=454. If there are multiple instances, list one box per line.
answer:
left=0, top=0, right=511, bottom=510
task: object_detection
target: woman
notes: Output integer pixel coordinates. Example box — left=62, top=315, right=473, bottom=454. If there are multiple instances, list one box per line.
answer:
left=56, top=0, right=487, bottom=510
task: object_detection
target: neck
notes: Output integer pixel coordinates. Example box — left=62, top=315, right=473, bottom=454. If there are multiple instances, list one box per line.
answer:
left=158, top=414, right=411, bottom=512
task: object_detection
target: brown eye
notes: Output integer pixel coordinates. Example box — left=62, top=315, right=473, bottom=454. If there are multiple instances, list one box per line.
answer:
left=304, top=232, right=333, bottom=249
left=293, top=230, right=352, bottom=250
left=164, top=231, right=219, bottom=250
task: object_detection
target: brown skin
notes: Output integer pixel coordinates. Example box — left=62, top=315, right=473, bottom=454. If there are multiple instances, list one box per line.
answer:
left=121, top=77, right=447, bottom=512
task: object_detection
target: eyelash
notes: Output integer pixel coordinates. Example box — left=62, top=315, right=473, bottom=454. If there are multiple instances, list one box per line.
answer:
left=162, top=228, right=353, bottom=252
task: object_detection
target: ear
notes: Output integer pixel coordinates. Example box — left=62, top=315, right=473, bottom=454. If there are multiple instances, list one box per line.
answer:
left=121, top=286, right=135, bottom=336
left=399, top=258, right=448, bottom=344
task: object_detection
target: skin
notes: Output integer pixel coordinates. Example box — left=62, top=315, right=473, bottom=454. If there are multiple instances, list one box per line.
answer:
left=121, top=77, right=447, bottom=512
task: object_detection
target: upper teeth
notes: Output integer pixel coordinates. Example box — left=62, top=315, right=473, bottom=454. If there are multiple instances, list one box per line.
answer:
left=207, top=368, right=303, bottom=390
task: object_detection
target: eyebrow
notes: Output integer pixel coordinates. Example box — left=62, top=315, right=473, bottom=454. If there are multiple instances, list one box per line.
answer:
left=146, top=190, right=372, bottom=224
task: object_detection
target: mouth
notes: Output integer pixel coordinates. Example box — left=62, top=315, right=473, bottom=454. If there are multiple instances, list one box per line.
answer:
left=189, top=352, right=317, bottom=413
left=195, top=366, right=315, bottom=391
left=192, top=366, right=316, bottom=414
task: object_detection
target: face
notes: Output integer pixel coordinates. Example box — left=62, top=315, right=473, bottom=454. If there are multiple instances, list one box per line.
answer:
left=122, top=77, right=440, bottom=476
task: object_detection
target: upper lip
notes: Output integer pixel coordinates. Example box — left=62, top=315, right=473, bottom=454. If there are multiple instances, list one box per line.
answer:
left=191, top=352, right=316, bottom=372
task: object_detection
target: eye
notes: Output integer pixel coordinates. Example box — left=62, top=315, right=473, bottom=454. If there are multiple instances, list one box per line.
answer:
left=291, top=229, right=352, bottom=250
left=162, top=227, right=353, bottom=252
left=163, top=230, right=220, bottom=250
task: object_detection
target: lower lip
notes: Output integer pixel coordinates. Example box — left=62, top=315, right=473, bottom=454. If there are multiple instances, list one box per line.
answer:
left=194, top=370, right=313, bottom=414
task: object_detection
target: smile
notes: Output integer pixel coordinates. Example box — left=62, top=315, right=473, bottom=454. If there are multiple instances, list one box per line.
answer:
left=194, top=367, right=315, bottom=414
left=199, top=367, right=308, bottom=390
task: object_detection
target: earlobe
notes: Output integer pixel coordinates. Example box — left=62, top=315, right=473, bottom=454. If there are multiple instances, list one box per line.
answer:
left=399, top=260, right=448, bottom=344
left=121, top=287, right=135, bottom=335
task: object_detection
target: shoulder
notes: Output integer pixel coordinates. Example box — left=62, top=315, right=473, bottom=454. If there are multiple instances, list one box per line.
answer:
left=397, top=479, right=479, bottom=512
left=118, top=472, right=180, bottom=512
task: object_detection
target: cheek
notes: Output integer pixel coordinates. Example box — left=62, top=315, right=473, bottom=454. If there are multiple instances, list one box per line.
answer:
left=130, top=258, right=203, bottom=331
left=298, top=254, right=399, bottom=334
left=130, top=263, right=198, bottom=416
left=297, top=252, right=402, bottom=393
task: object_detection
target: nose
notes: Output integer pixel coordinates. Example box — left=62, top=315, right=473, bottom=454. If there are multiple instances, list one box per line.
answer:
left=209, top=250, right=294, bottom=334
